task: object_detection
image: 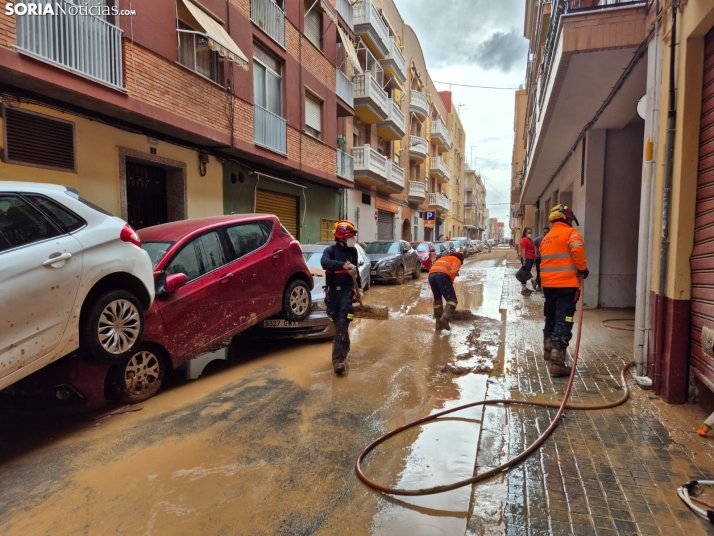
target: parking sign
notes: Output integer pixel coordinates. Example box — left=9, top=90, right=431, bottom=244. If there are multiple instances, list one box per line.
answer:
left=423, top=211, right=436, bottom=221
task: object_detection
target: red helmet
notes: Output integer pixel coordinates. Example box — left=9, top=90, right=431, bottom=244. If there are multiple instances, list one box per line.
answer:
left=334, top=220, right=357, bottom=241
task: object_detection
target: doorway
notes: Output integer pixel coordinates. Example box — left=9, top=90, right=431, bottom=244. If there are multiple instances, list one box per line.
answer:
left=401, top=219, right=411, bottom=241
left=126, top=161, right=168, bottom=229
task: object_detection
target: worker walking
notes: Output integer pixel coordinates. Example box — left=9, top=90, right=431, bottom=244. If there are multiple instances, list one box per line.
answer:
left=533, top=226, right=550, bottom=291
left=321, top=221, right=362, bottom=374
left=428, top=251, right=464, bottom=331
left=519, top=227, right=536, bottom=295
left=540, top=205, right=588, bottom=377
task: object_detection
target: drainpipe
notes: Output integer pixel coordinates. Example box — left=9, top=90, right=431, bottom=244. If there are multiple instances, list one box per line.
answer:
left=656, top=0, right=678, bottom=388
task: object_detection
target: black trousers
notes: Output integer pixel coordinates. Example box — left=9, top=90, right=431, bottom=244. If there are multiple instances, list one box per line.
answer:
left=543, top=287, right=579, bottom=347
left=326, top=287, right=354, bottom=364
left=535, top=258, right=541, bottom=286
left=428, top=272, right=457, bottom=306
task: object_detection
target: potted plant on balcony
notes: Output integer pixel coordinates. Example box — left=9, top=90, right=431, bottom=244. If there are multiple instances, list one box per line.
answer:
left=337, top=134, right=347, bottom=153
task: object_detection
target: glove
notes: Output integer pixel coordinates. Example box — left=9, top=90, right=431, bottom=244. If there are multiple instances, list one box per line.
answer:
left=352, top=288, right=363, bottom=301
left=578, top=268, right=589, bottom=280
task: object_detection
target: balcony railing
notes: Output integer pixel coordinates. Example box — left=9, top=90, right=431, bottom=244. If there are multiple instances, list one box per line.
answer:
left=353, top=145, right=388, bottom=180
left=383, top=36, right=406, bottom=82
left=336, top=150, right=354, bottom=181
left=388, top=161, right=405, bottom=189
left=336, top=0, right=354, bottom=31
left=251, top=0, right=285, bottom=47
left=353, top=0, right=389, bottom=57
left=354, top=72, right=389, bottom=117
left=430, top=156, right=450, bottom=181
left=410, top=90, right=429, bottom=118
left=429, top=192, right=450, bottom=212
left=336, top=69, right=354, bottom=107
left=408, top=181, right=426, bottom=201
left=16, top=0, right=124, bottom=89
left=409, top=135, right=428, bottom=160
left=254, top=104, right=287, bottom=154
left=431, top=119, right=452, bottom=150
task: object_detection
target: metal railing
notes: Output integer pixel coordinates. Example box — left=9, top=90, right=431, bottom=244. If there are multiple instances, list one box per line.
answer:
left=353, top=145, right=388, bottom=179
left=388, top=161, right=405, bottom=188
left=430, top=156, right=450, bottom=180
left=410, top=90, right=428, bottom=116
left=386, top=36, right=406, bottom=78
left=429, top=192, right=450, bottom=212
left=408, top=181, right=426, bottom=199
left=354, top=72, right=388, bottom=115
left=336, top=150, right=354, bottom=180
left=336, top=69, right=354, bottom=107
left=254, top=104, right=287, bottom=154
left=353, top=0, right=389, bottom=53
left=251, top=0, right=285, bottom=47
left=16, top=0, right=124, bottom=89
left=431, top=119, right=452, bottom=148
left=410, top=135, right=428, bottom=157
left=336, top=0, right=354, bottom=30
left=385, top=98, right=406, bottom=131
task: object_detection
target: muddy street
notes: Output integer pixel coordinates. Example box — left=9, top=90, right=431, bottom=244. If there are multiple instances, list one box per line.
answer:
left=0, top=249, right=511, bottom=535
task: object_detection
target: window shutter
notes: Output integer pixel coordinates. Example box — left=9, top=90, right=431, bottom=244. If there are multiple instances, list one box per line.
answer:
left=3, top=108, right=75, bottom=171
left=305, top=93, right=322, bottom=134
left=305, top=8, right=321, bottom=48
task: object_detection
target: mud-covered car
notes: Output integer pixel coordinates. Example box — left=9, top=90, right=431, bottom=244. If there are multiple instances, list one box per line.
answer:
left=365, top=240, right=420, bottom=284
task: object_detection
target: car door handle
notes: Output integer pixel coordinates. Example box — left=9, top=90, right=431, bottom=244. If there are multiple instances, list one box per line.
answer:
left=219, top=273, right=234, bottom=284
left=43, top=252, right=72, bottom=267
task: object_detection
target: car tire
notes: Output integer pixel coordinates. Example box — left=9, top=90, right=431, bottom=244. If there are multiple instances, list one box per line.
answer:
left=81, top=289, right=145, bottom=365
left=283, top=279, right=312, bottom=321
left=107, top=344, right=166, bottom=403
left=364, top=275, right=371, bottom=291
left=395, top=266, right=405, bottom=285
left=412, top=265, right=421, bottom=279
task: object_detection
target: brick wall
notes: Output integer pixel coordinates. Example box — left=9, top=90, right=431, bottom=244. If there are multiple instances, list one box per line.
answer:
left=0, top=9, right=15, bottom=49
left=286, top=22, right=335, bottom=92
left=302, top=133, right=336, bottom=175
left=229, top=0, right=250, bottom=19
left=563, top=9, right=646, bottom=52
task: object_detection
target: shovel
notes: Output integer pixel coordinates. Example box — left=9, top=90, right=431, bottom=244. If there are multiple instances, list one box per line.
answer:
left=346, top=262, right=388, bottom=320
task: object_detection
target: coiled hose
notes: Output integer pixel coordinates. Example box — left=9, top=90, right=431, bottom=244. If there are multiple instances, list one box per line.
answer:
left=355, top=279, right=634, bottom=496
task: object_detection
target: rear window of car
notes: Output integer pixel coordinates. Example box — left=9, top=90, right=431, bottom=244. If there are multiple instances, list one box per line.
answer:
left=365, top=242, right=399, bottom=254
left=413, top=243, right=430, bottom=253
left=64, top=189, right=113, bottom=217
left=25, top=195, right=85, bottom=233
left=0, top=194, right=61, bottom=252
left=142, top=241, right=174, bottom=268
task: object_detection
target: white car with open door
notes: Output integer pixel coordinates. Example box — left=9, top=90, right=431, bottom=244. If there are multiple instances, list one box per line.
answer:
left=0, top=182, right=155, bottom=391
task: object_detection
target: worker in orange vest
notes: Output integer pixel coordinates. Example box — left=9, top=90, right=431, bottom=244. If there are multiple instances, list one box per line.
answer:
left=428, top=252, right=464, bottom=331
left=539, top=205, right=588, bottom=377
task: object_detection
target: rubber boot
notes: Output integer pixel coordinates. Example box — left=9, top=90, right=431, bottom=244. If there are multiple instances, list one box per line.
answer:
left=433, top=303, right=443, bottom=320
left=333, top=362, right=345, bottom=374
left=438, top=304, right=456, bottom=332
left=549, top=345, right=572, bottom=377
left=543, top=334, right=552, bottom=361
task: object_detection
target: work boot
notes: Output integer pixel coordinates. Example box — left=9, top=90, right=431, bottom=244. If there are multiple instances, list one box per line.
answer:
left=521, top=287, right=533, bottom=296
left=433, top=303, right=444, bottom=320
left=438, top=304, right=456, bottom=332
left=333, top=361, right=345, bottom=374
left=543, top=334, right=552, bottom=361
left=549, top=345, right=572, bottom=377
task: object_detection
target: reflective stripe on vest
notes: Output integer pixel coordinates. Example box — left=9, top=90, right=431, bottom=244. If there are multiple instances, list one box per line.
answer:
left=326, top=269, right=349, bottom=274
left=539, top=222, right=583, bottom=288
left=540, top=266, right=577, bottom=272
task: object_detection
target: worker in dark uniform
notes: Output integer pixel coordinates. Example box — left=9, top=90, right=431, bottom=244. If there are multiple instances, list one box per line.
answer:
left=321, top=220, right=362, bottom=374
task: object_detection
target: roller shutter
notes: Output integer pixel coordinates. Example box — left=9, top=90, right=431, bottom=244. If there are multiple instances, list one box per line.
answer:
left=255, top=189, right=299, bottom=238
left=691, top=27, right=714, bottom=391
left=377, top=209, right=394, bottom=240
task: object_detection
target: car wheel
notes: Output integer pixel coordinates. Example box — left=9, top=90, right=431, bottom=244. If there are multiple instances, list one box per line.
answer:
left=81, top=289, right=145, bottom=365
left=395, top=266, right=405, bottom=285
left=412, top=265, right=421, bottom=279
left=107, top=344, right=166, bottom=403
left=364, top=275, right=371, bottom=290
left=283, top=279, right=312, bottom=321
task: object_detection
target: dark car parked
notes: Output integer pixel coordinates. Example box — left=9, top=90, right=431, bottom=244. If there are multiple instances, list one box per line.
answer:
left=434, top=241, right=457, bottom=259
left=365, top=240, right=420, bottom=284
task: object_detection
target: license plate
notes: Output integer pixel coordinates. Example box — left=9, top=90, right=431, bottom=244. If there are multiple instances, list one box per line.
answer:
left=262, top=320, right=298, bottom=328
left=371, top=270, right=377, bottom=275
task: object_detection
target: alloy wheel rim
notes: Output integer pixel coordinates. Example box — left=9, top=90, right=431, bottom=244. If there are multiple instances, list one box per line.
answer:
left=124, top=350, right=161, bottom=395
left=290, top=286, right=309, bottom=315
left=98, top=299, right=140, bottom=354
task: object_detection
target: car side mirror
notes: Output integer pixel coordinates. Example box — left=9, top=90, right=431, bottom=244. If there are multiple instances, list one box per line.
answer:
left=165, top=273, right=188, bottom=293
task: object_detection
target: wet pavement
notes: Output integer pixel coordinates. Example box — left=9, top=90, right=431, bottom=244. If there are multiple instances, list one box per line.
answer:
left=2, top=247, right=714, bottom=535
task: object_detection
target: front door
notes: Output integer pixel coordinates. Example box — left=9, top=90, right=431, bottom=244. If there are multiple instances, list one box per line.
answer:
left=126, top=161, right=168, bottom=230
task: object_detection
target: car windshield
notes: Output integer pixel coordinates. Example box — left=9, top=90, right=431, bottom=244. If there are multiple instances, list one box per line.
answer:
left=142, top=241, right=174, bottom=268
left=413, top=243, right=430, bottom=253
left=302, top=251, right=325, bottom=270
left=365, top=241, right=399, bottom=254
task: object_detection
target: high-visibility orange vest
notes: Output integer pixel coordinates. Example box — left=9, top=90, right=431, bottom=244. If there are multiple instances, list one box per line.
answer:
left=539, top=222, right=588, bottom=288
left=429, top=256, right=462, bottom=282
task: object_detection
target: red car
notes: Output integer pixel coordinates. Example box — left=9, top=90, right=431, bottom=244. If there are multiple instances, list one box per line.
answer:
left=13, top=215, right=313, bottom=407
left=410, top=241, right=437, bottom=271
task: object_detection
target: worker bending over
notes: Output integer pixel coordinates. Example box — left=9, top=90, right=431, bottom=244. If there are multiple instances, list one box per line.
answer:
left=428, top=252, right=464, bottom=331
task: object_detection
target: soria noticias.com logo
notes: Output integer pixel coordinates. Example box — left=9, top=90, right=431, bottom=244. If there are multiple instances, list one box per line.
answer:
left=5, top=3, right=136, bottom=16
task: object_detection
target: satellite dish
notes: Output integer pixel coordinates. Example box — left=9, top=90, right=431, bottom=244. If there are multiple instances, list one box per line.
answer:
left=636, top=94, right=647, bottom=120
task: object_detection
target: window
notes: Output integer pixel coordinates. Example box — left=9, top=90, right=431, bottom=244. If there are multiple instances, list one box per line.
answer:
left=305, top=92, right=322, bottom=139
left=320, top=218, right=338, bottom=242
left=25, top=195, right=84, bottom=233
left=361, top=193, right=371, bottom=205
left=226, top=221, right=273, bottom=258
left=165, top=231, right=226, bottom=282
left=177, top=20, right=221, bottom=83
left=0, top=195, right=61, bottom=252
left=353, top=132, right=361, bottom=148
left=2, top=107, right=75, bottom=172
left=254, top=44, right=283, bottom=117
left=304, top=0, right=321, bottom=49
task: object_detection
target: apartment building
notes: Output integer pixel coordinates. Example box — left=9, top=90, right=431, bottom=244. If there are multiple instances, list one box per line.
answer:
left=439, top=90, right=466, bottom=239
left=464, top=165, right=487, bottom=241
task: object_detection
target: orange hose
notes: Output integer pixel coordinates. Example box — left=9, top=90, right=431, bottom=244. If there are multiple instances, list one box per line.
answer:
left=355, top=279, right=634, bottom=496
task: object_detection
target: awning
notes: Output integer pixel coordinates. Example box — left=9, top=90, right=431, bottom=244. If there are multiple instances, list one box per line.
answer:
left=337, top=26, right=363, bottom=74
left=320, top=0, right=338, bottom=26
left=179, top=0, right=249, bottom=70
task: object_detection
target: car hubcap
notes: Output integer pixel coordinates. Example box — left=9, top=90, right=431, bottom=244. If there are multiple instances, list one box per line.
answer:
left=98, top=299, right=140, bottom=354
left=124, top=350, right=161, bottom=395
left=290, top=286, right=309, bottom=315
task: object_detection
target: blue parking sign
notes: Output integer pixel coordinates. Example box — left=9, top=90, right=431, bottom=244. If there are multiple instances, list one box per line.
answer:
left=423, top=211, right=436, bottom=221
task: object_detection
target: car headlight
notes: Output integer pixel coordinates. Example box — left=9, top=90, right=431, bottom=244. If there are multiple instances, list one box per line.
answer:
left=381, top=261, right=394, bottom=268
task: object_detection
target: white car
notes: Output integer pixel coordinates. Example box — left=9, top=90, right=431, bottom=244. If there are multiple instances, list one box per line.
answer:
left=0, top=182, right=155, bottom=391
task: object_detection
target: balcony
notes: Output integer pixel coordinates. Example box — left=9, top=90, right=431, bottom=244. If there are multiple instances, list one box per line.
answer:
left=407, top=181, right=426, bottom=204
left=250, top=0, right=285, bottom=47
left=410, top=91, right=428, bottom=122
left=353, top=72, right=388, bottom=124
left=511, top=187, right=521, bottom=205
left=377, top=99, right=406, bottom=141
left=336, top=150, right=354, bottom=181
left=353, top=145, right=388, bottom=187
left=377, top=161, right=405, bottom=194
left=15, top=0, right=124, bottom=89
left=429, top=156, right=450, bottom=183
left=254, top=104, right=287, bottom=154
left=409, top=136, right=428, bottom=164
left=336, top=69, right=354, bottom=112
left=381, top=36, right=406, bottom=86
left=429, top=193, right=450, bottom=214
left=336, top=0, right=354, bottom=31
left=353, top=0, right=389, bottom=59
left=430, top=119, right=452, bottom=153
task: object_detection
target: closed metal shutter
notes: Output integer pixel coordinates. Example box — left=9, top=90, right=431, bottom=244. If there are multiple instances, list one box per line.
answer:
left=691, top=27, right=714, bottom=390
left=305, top=92, right=322, bottom=137
left=255, top=189, right=299, bottom=238
left=377, top=209, right=394, bottom=240
left=304, top=7, right=321, bottom=48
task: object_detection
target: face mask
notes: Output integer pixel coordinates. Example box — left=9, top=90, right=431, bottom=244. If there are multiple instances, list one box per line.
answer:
left=526, top=233, right=532, bottom=237
left=346, top=237, right=356, bottom=248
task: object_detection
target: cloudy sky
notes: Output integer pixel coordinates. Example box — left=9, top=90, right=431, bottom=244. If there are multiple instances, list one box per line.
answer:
left=393, top=0, right=529, bottom=234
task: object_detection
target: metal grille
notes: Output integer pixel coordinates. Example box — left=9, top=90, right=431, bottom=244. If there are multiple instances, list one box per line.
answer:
left=255, top=189, right=298, bottom=238
left=3, top=107, right=75, bottom=171
left=126, top=162, right=168, bottom=229
left=254, top=104, right=287, bottom=154
left=377, top=209, right=394, bottom=240
left=251, top=0, right=285, bottom=47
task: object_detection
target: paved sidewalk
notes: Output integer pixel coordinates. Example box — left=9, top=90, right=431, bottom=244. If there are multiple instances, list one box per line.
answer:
left=467, top=254, right=714, bottom=535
